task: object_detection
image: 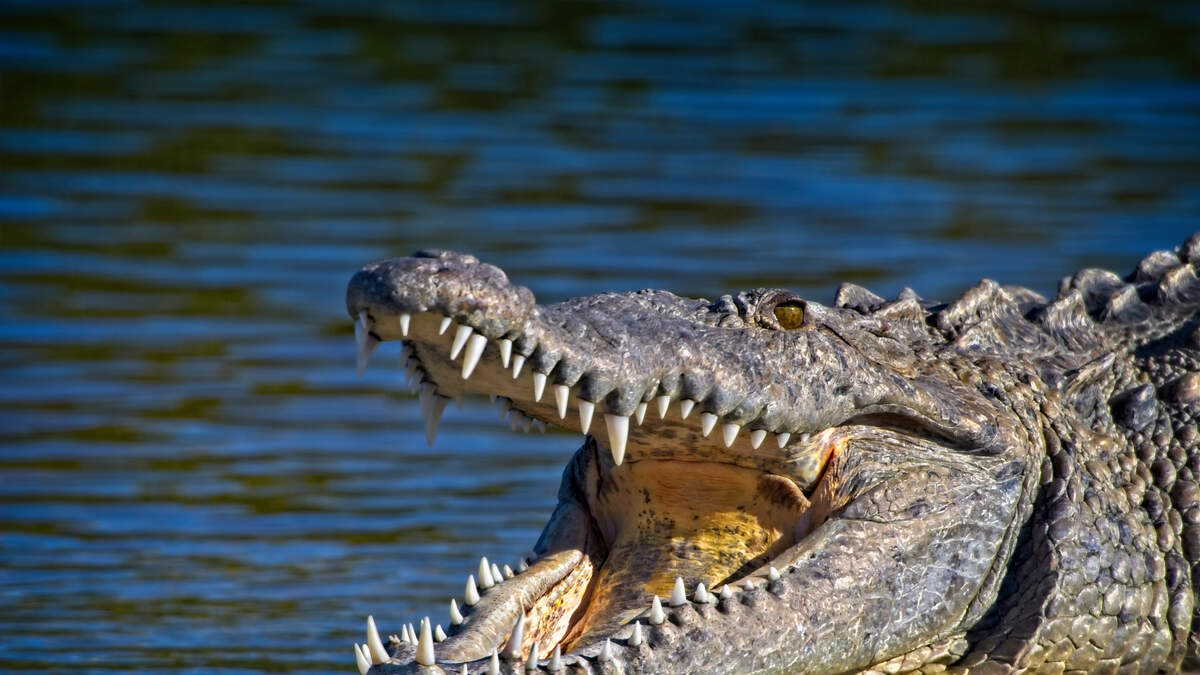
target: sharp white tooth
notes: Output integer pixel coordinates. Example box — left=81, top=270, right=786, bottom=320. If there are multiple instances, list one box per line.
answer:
left=503, top=564, right=514, bottom=579
left=525, top=640, right=540, bottom=670
left=553, top=384, right=569, bottom=418
left=498, top=338, right=513, bottom=368
left=679, top=399, right=696, bottom=419
left=768, top=566, right=781, bottom=581
left=434, top=624, right=447, bottom=642
left=656, top=395, right=671, bottom=419
left=501, top=613, right=524, bottom=659
left=491, top=562, right=503, bottom=583
left=450, top=325, right=473, bottom=360
left=605, top=414, right=629, bottom=465
left=354, top=644, right=370, bottom=675
left=694, top=582, right=710, bottom=603
left=649, top=595, right=665, bottom=624
left=388, top=634, right=400, bottom=645
left=800, top=432, right=812, bottom=442
left=416, top=616, right=435, bottom=666
left=743, top=579, right=755, bottom=590
left=425, top=395, right=449, bottom=447
left=516, top=557, right=528, bottom=573
left=489, top=649, right=500, bottom=675
left=699, top=412, right=717, bottom=437
left=634, top=401, right=647, bottom=425
left=511, top=354, right=526, bottom=377
left=450, top=598, right=464, bottom=626
left=532, top=372, right=547, bottom=401
left=355, top=311, right=379, bottom=377
left=577, top=399, right=594, bottom=434
left=550, top=644, right=562, bottom=670
left=361, top=643, right=373, bottom=661
left=721, top=422, right=740, bottom=447
left=669, top=576, right=687, bottom=606
left=776, top=432, right=791, bottom=448
left=366, top=615, right=390, bottom=664
left=478, top=557, right=495, bottom=589
left=401, top=624, right=413, bottom=644
left=599, top=638, right=612, bottom=662
left=719, top=584, right=733, bottom=600
left=462, top=665, right=469, bottom=675
left=630, top=621, right=644, bottom=648
left=399, top=312, right=411, bottom=336
left=749, top=429, right=766, bottom=449
left=461, top=333, right=487, bottom=378
left=438, top=316, right=452, bottom=335
left=465, top=575, right=480, bottom=605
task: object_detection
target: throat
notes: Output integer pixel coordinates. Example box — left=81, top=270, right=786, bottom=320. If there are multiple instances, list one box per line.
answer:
left=565, top=454, right=812, bottom=649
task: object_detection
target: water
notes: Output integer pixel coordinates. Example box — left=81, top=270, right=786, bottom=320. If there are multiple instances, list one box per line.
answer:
left=0, top=1, right=1197, bottom=672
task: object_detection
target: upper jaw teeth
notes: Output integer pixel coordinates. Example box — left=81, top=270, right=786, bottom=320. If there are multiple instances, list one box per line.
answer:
left=353, top=309, right=815, bottom=469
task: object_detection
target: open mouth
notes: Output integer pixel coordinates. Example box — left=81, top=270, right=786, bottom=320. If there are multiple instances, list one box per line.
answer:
left=348, top=307, right=926, bottom=674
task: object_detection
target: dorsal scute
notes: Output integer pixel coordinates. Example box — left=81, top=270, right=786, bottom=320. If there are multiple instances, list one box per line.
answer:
left=834, top=283, right=885, bottom=314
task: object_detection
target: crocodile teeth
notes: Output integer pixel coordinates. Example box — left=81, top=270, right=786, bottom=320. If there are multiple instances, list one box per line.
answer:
left=599, top=638, right=613, bottom=662
left=776, top=432, right=791, bottom=448
left=656, top=395, right=671, bottom=419
left=669, top=576, right=687, bottom=606
left=679, top=399, right=696, bottom=419
left=578, top=399, right=594, bottom=434
left=438, top=316, right=452, bottom=335
left=491, top=562, right=503, bottom=583
left=425, top=395, right=449, bottom=447
left=721, top=422, right=740, bottom=447
left=398, top=312, right=411, bottom=336
left=501, top=613, right=525, bottom=658
left=435, top=624, right=446, bottom=642
left=719, top=584, right=733, bottom=599
left=478, top=556, right=495, bottom=589
left=450, top=325, right=473, bottom=360
left=461, top=333, right=487, bottom=378
left=366, top=615, right=390, bottom=664
left=533, top=372, right=547, bottom=401
left=512, top=354, right=526, bottom=378
left=449, top=598, right=464, bottom=625
left=694, top=582, right=711, bottom=603
left=628, top=401, right=648, bottom=422
left=489, top=649, right=500, bottom=675
left=354, top=644, right=370, bottom=675
left=498, top=338, right=513, bottom=367
left=768, top=566, right=781, bottom=581
left=416, top=617, right=435, bottom=666
left=649, top=595, right=665, bottom=624
left=605, top=414, right=629, bottom=465
left=550, top=644, right=562, bottom=669
left=352, top=638, right=367, bottom=672
left=526, top=641, right=540, bottom=670
left=465, top=574, right=480, bottom=605
left=355, top=311, right=379, bottom=377
left=401, top=623, right=413, bottom=644
left=629, top=622, right=644, bottom=647
left=749, top=429, right=766, bottom=449
left=503, top=564, right=514, bottom=579
left=699, top=412, right=717, bottom=437
left=553, top=385, right=569, bottom=418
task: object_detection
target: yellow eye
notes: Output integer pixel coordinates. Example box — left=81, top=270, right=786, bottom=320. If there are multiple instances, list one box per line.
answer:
left=773, top=302, right=805, bottom=329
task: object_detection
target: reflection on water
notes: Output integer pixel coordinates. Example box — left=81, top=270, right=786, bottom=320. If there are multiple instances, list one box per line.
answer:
left=0, top=1, right=1196, bottom=672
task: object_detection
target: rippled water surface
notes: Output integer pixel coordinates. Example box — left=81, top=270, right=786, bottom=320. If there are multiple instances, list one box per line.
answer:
left=1, top=1, right=1198, bottom=672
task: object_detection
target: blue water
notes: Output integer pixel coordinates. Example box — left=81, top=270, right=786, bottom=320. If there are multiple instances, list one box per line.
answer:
left=0, top=1, right=1197, bottom=672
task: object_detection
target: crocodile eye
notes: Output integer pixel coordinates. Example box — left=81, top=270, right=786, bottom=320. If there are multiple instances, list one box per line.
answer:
left=773, top=301, right=805, bottom=329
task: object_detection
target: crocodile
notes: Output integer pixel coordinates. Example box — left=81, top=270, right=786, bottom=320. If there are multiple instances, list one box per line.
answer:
left=343, top=234, right=1200, bottom=674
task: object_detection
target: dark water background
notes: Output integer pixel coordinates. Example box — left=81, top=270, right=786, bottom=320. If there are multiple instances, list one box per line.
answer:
left=1, top=1, right=1198, bottom=672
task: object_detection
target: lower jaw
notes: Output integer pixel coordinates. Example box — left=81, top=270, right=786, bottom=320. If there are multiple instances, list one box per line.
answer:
left=447, top=439, right=815, bottom=661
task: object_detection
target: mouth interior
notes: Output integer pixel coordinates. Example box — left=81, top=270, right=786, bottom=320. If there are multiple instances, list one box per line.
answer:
left=361, top=311, right=842, bottom=662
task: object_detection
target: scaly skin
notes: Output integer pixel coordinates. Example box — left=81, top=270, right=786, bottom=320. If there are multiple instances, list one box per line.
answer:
left=344, top=235, right=1200, bottom=674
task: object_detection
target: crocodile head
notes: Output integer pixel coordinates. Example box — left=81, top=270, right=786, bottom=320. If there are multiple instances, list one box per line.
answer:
left=344, top=250, right=1039, bottom=674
